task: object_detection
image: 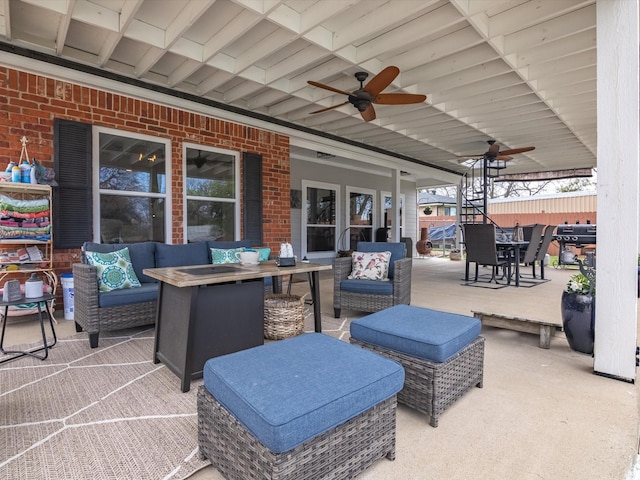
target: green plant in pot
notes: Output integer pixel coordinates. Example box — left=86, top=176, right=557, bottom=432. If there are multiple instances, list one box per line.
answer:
left=561, top=267, right=595, bottom=355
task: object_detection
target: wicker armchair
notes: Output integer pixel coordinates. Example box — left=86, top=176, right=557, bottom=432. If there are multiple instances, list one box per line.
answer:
left=73, top=262, right=157, bottom=348
left=333, top=241, right=412, bottom=318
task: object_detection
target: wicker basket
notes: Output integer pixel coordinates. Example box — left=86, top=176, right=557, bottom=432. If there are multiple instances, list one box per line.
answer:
left=264, top=294, right=305, bottom=340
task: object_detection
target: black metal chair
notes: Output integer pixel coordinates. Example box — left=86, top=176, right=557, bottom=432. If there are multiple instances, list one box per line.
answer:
left=518, top=223, right=544, bottom=270
left=518, top=224, right=553, bottom=285
left=463, top=223, right=511, bottom=287
left=534, top=225, right=556, bottom=279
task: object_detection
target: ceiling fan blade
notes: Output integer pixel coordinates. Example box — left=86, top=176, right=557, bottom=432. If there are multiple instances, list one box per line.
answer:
left=499, top=146, right=535, bottom=155
left=309, top=101, right=349, bottom=114
left=363, top=66, right=399, bottom=96
left=374, top=93, right=426, bottom=105
left=496, top=155, right=513, bottom=161
left=360, top=104, right=376, bottom=122
left=307, top=81, right=351, bottom=96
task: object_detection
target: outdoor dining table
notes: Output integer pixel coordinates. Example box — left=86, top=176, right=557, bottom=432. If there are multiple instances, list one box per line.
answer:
left=495, top=240, right=529, bottom=287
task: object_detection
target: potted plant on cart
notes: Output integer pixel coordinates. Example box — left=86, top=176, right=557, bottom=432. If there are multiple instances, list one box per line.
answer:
left=449, top=248, right=462, bottom=261
left=561, top=260, right=595, bottom=355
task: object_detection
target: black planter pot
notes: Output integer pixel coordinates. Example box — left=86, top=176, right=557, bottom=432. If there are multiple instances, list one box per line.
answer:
left=561, top=291, right=595, bottom=354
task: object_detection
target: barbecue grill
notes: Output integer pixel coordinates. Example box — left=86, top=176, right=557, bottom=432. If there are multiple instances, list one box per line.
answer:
left=554, top=223, right=596, bottom=265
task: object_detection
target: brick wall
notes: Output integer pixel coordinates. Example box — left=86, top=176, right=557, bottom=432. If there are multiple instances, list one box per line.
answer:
left=0, top=66, right=291, bottom=280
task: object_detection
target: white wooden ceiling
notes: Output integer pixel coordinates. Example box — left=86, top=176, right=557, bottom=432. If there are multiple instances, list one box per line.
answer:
left=0, top=0, right=597, bottom=184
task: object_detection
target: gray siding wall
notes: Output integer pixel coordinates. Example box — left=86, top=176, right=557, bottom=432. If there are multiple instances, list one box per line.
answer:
left=290, top=158, right=417, bottom=261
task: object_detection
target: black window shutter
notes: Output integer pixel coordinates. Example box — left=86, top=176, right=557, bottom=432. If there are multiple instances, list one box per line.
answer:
left=53, top=119, right=92, bottom=248
left=242, top=152, right=263, bottom=246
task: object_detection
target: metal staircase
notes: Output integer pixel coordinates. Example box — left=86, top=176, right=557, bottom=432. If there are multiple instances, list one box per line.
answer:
left=459, top=157, right=507, bottom=227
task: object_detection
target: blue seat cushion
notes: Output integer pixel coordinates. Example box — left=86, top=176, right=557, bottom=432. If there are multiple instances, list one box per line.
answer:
left=203, top=333, right=404, bottom=454
left=156, top=242, right=209, bottom=267
left=356, top=241, right=406, bottom=278
left=340, top=278, right=393, bottom=295
left=83, top=241, right=157, bottom=284
left=98, top=283, right=159, bottom=308
left=350, top=304, right=481, bottom=363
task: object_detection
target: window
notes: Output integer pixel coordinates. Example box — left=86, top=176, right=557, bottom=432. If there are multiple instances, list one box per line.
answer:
left=184, top=144, right=239, bottom=242
left=381, top=192, right=405, bottom=239
left=347, top=187, right=375, bottom=249
left=93, top=128, right=170, bottom=243
left=302, top=181, right=339, bottom=258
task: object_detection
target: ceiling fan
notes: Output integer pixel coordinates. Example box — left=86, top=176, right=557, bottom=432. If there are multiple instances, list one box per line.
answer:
left=187, top=150, right=207, bottom=168
left=307, top=66, right=426, bottom=122
left=468, top=140, right=535, bottom=162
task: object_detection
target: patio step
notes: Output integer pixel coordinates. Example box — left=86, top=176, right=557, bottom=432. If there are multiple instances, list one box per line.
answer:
left=472, top=311, right=563, bottom=349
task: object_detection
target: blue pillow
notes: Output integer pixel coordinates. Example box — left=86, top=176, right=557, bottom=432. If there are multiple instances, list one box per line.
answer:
left=247, top=247, right=271, bottom=262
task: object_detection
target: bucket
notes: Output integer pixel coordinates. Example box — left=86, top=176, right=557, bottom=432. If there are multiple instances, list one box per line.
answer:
left=61, top=273, right=74, bottom=320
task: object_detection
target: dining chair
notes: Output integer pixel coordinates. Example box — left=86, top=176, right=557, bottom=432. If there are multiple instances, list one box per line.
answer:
left=518, top=223, right=545, bottom=268
left=518, top=224, right=553, bottom=285
left=534, top=225, right=556, bottom=280
left=463, top=223, right=511, bottom=286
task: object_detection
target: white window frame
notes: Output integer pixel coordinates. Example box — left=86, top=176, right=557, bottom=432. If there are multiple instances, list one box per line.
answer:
left=301, top=180, right=340, bottom=259
left=182, top=142, right=240, bottom=243
left=346, top=186, right=376, bottom=246
left=92, top=126, right=171, bottom=243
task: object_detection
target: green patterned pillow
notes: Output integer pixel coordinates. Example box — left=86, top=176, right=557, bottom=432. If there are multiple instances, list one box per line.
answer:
left=85, top=247, right=142, bottom=292
left=210, top=247, right=245, bottom=264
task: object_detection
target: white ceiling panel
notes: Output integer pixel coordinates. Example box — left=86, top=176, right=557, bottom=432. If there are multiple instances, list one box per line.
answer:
left=0, top=0, right=598, bottom=182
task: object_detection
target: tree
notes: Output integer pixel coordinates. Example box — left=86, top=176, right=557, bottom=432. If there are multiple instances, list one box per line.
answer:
left=491, top=180, right=554, bottom=198
left=424, top=175, right=596, bottom=199
left=556, top=178, right=596, bottom=193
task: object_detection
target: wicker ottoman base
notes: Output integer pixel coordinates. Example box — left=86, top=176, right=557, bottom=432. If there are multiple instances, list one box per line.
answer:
left=350, top=336, right=484, bottom=427
left=197, top=386, right=397, bottom=480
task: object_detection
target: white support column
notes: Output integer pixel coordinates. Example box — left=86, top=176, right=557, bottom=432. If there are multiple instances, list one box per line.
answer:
left=390, top=169, right=401, bottom=242
left=594, top=0, right=639, bottom=381
left=455, top=183, right=463, bottom=249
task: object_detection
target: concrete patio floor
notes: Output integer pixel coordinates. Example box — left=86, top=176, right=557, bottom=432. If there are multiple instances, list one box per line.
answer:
left=6, top=256, right=640, bottom=479
left=195, top=256, right=640, bottom=480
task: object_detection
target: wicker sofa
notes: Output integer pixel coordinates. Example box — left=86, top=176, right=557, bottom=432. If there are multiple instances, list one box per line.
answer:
left=73, top=240, right=252, bottom=348
left=333, top=241, right=412, bottom=318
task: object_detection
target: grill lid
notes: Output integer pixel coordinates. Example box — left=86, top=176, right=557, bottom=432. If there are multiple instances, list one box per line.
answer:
left=556, top=224, right=596, bottom=236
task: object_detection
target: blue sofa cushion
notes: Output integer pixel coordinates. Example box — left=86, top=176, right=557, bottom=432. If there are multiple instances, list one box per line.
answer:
left=98, top=283, right=159, bottom=308
left=356, top=241, right=406, bottom=278
left=83, top=241, right=157, bottom=284
left=350, top=304, right=481, bottom=363
left=156, top=242, right=209, bottom=267
left=203, top=333, right=404, bottom=454
left=340, top=278, right=393, bottom=295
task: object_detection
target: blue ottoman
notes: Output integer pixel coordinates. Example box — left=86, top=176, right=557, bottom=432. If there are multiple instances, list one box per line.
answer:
left=350, top=304, right=484, bottom=427
left=197, top=333, right=404, bottom=480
